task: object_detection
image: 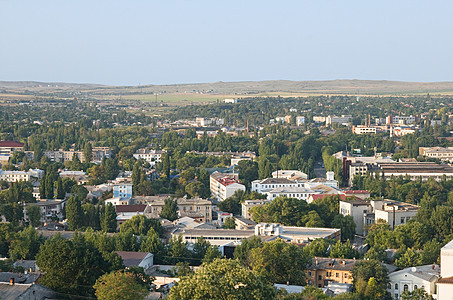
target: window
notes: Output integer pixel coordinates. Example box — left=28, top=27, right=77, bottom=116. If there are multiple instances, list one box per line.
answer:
left=308, top=272, right=312, bottom=276
left=336, top=273, right=339, bottom=278
left=344, top=274, right=348, bottom=279
left=401, top=217, right=405, bottom=224
left=414, top=285, right=417, bottom=290
left=387, top=283, right=391, bottom=289
left=403, top=284, right=408, bottom=291
left=395, top=284, right=398, bottom=290
left=318, top=275, right=322, bottom=281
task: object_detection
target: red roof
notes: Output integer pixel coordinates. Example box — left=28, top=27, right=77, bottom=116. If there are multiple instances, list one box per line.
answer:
left=344, top=190, right=370, bottom=194
left=218, top=177, right=240, bottom=187
left=115, top=204, right=146, bottom=213
left=437, top=276, right=453, bottom=284
left=0, top=141, right=24, bottom=148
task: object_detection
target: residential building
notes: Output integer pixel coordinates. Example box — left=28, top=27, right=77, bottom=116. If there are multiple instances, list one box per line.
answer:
left=305, top=257, right=357, bottom=288
left=59, top=170, right=87, bottom=184
left=392, top=126, right=417, bottom=137
left=224, top=98, right=237, bottom=103
left=343, top=190, right=370, bottom=200
left=437, top=238, right=453, bottom=299
left=210, top=172, right=245, bottom=201
left=313, top=116, right=326, bottom=123
left=419, top=147, right=453, bottom=162
left=133, top=149, right=165, bottom=166
left=265, top=186, right=325, bottom=201
left=115, top=204, right=149, bottom=228
left=24, top=199, right=66, bottom=224
left=254, top=223, right=341, bottom=243
left=339, top=199, right=372, bottom=235
left=115, top=251, right=154, bottom=270
left=39, top=147, right=111, bottom=163
left=174, top=228, right=254, bottom=246
left=105, top=197, right=131, bottom=206
left=230, top=151, right=256, bottom=166
left=375, top=162, right=453, bottom=182
left=326, top=115, right=352, bottom=126
left=386, top=115, right=417, bottom=125
left=387, top=265, right=440, bottom=300
left=0, top=169, right=44, bottom=182
left=113, top=183, right=133, bottom=199
left=234, top=216, right=257, bottom=230
left=296, top=116, right=305, bottom=126
left=242, top=199, right=270, bottom=219
left=0, top=141, right=24, bottom=155
left=352, top=125, right=377, bottom=135
left=251, top=178, right=299, bottom=194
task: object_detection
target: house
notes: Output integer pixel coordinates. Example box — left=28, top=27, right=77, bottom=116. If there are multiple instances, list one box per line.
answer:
left=113, top=183, right=133, bottom=199
left=115, top=251, right=154, bottom=270
left=210, top=172, right=245, bottom=201
left=59, top=170, right=87, bottom=184
left=437, top=238, right=453, bottom=300
left=0, top=272, right=55, bottom=300
left=387, top=265, right=440, bottom=299
left=133, top=149, right=165, bottom=166
left=24, top=199, right=66, bottom=223
left=115, top=204, right=149, bottom=228
left=305, top=257, right=357, bottom=288
left=251, top=177, right=298, bottom=194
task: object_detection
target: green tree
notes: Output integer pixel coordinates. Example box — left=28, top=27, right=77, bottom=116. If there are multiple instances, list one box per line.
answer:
left=160, top=198, right=178, bottom=221
left=139, top=228, right=164, bottom=263
left=223, top=217, right=236, bottom=229
left=101, top=203, right=118, bottom=233
left=401, top=288, right=434, bottom=300
left=331, top=214, right=356, bottom=242
left=395, top=248, right=422, bottom=268
left=26, top=205, right=42, bottom=227
left=84, top=143, right=93, bottom=163
left=185, top=181, right=205, bottom=198
left=66, top=195, right=83, bottom=230
left=233, top=235, right=263, bottom=264
left=120, top=215, right=161, bottom=236
left=352, top=259, right=389, bottom=297
left=9, top=226, right=44, bottom=260
left=55, top=177, right=65, bottom=199
left=249, top=239, right=311, bottom=285
left=168, top=259, right=276, bottom=300
left=329, top=240, right=360, bottom=259
left=94, top=270, right=148, bottom=300
left=202, top=245, right=223, bottom=264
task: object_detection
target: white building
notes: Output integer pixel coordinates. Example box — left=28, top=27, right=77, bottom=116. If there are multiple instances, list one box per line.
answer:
left=296, top=116, right=305, bottom=126
left=251, top=178, right=299, bottom=194
left=133, top=149, right=165, bottom=166
left=265, top=187, right=324, bottom=201
left=419, top=147, right=453, bottom=162
left=387, top=265, right=440, bottom=300
left=0, top=169, right=44, bottom=182
left=339, top=199, right=372, bottom=236
left=272, top=170, right=308, bottom=181
left=224, top=98, right=237, bottom=104
left=386, top=115, right=417, bottom=125
left=254, top=223, right=341, bottom=243
left=437, top=238, right=453, bottom=300
left=326, top=115, right=352, bottom=126
left=115, top=251, right=154, bottom=270
left=352, top=126, right=377, bottom=135
left=210, top=172, right=245, bottom=201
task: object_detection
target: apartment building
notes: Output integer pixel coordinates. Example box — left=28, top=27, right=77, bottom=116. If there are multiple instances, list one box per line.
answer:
left=352, top=125, right=377, bottom=135
left=326, top=115, right=352, bottom=126
left=242, top=199, right=270, bottom=219
left=0, top=141, right=24, bottom=155
left=386, top=115, right=417, bottom=125
left=419, top=147, right=453, bottom=162
left=210, top=172, right=245, bottom=201
left=0, top=169, right=44, bottom=182
left=133, top=149, right=166, bottom=166
left=306, top=257, right=357, bottom=288
left=113, top=183, right=133, bottom=199
left=388, top=265, right=440, bottom=300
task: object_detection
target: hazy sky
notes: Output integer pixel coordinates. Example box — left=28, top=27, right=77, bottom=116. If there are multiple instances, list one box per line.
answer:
left=1, top=0, right=452, bottom=85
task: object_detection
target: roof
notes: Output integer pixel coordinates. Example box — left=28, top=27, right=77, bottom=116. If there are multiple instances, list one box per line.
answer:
left=340, top=199, right=370, bottom=206
left=235, top=216, right=257, bottom=226
left=310, top=194, right=349, bottom=202
left=0, top=272, right=40, bottom=284
left=438, top=276, right=453, bottom=284
left=115, top=251, right=151, bottom=267
left=217, top=177, right=241, bottom=186
left=389, top=264, right=440, bottom=282
left=115, top=204, right=147, bottom=213
left=308, top=257, right=357, bottom=272
left=344, top=190, right=370, bottom=194
left=0, top=141, right=24, bottom=148
left=259, top=178, right=295, bottom=184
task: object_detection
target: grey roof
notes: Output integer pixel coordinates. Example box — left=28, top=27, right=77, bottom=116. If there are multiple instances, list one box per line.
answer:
left=235, top=216, right=257, bottom=226
left=0, top=272, right=39, bottom=284
left=389, top=264, right=440, bottom=282
left=115, top=251, right=152, bottom=267
left=259, top=178, right=295, bottom=184
left=308, top=257, right=358, bottom=271
left=175, top=228, right=254, bottom=237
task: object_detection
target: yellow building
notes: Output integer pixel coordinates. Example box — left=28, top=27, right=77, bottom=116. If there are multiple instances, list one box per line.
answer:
left=305, top=257, right=357, bottom=288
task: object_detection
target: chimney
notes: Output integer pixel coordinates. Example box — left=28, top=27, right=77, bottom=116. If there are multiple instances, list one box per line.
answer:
left=10, top=278, right=14, bottom=286
left=432, top=265, right=435, bottom=270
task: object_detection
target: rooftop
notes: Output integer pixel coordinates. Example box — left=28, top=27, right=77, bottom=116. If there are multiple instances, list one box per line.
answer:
left=258, top=178, right=295, bottom=184
left=115, top=251, right=151, bottom=267
left=0, top=141, right=24, bottom=148
left=308, top=257, right=357, bottom=271
left=389, top=264, right=440, bottom=282
left=115, top=204, right=147, bottom=213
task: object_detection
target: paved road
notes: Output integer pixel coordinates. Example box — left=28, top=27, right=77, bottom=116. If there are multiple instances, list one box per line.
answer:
left=314, top=161, right=326, bottom=178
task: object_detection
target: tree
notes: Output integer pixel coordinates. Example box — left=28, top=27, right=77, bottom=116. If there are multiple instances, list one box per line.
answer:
left=66, top=195, right=83, bottom=230
left=401, top=288, right=434, bottom=300
left=249, top=239, right=311, bottom=285
left=9, top=226, right=44, bottom=261
left=55, top=177, right=65, bottom=199
left=139, top=228, right=164, bottom=263
left=352, top=259, right=389, bottom=297
left=185, top=181, right=205, bottom=198
left=331, top=214, right=356, bottom=241
left=223, top=217, right=236, bottom=229
left=202, top=245, right=222, bottom=264
left=167, top=234, right=189, bottom=264
left=36, top=235, right=113, bottom=297
left=329, top=240, right=360, bottom=259
left=233, top=235, right=263, bottom=264
left=218, top=193, right=242, bottom=215
left=168, top=259, right=276, bottom=300
left=160, top=198, right=178, bottom=221
left=26, top=205, right=41, bottom=227
left=101, top=203, right=117, bottom=233
left=302, top=238, right=333, bottom=258
left=395, top=248, right=422, bottom=268
left=192, top=237, right=211, bottom=260
left=84, top=143, right=93, bottom=163
left=120, top=215, right=161, bottom=236
left=94, top=270, right=148, bottom=300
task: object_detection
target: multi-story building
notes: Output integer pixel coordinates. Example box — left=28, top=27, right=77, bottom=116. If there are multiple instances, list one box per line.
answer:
left=305, top=257, right=357, bottom=288
left=437, top=238, right=453, bottom=299
left=265, top=187, right=325, bottom=202
left=39, top=147, right=111, bottom=163
left=0, top=169, right=44, bottom=182
left=210, top=172, right=245, bottom=201
left=419, top=147, right=453, bottom=162
left=375, top=162, right=453, bottom=182
left=388, top=265, right=440, bottom=300
left=271, top=170, right=308, bottom=181
left=326, top=115, right=352, bottom=126
left=133, top=149, right=165, bottom=166
left=251, top=178, right=299, bottom=194
left=0, top=141, right=24, bottom=155
left=352, top=125, right=377, bottom=135
left=25, top=199, right=66, bottom=224
left=115, top=204, right=150, bottom=228
left=386, top=115, right=417, bottom=125
left=113, top=183, right=133, bottom=199
left=339, top=199, right=372, bottom=236
left=242, top=199, right=270, bottom=219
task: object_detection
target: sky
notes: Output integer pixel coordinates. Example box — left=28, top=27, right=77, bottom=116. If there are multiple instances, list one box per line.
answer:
left=0, top=0, right=452, bottom=85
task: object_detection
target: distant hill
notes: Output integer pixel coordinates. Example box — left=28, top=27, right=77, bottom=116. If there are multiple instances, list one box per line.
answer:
left=1, top=79, right=453, bottom=95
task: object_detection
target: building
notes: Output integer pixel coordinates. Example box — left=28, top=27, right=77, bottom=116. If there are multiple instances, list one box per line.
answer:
left=386, top=115, right=417, bottom=125
left=305, top=257, right=357, bottom=288
left=115, top=251, right=154, bottom=270
left=224, top=98, right=237, bottom=104
left=39, top=147, right=111, bottom=163
left=113, top=183, right=133, bottom=199
left=339, top=199, right=372, bottom=236
left=242, top=199, right=270, bottom=219
left=25, top=199, right=66, bottom=224
left=343, top=190, right=370, bottom=200
left=210, top=172, right=245, bottom=201
left=313, top=116, right=326, bottom=123
left=251, top=178, right=299, bottom=194
left=230, top=151, right=256, bottom=166
left=419, top=147, right=453, bottom=162
left=272, top=170, right=308, bottom=181
left=254, top=223, right=341, bottom=243
left=174, top=228, right=255, bottom=246
left=437, top=238, right=453, bottom=299
left=296, top=116, right=305, bottom=126
left=59, top=170, right=87, bottom=184
left=387, top=265, right=440, bottom=300
left=234, top=216, right=257, bottom=230
left=140, top=196, right=213, bottom=221
left=133, top=149, right=165, bottom=166
left=392, top=126, right=417, bottom=137
left=0, top=141, right=24, bottom=155
left=115, top=204, right=149, bottom=228
left=265, top=186, right=325, bottom=202
left=352, top=125, right=377, bottom=135
left=0, top=169, right=44, bottom=182
left=375, top=162, right=453, bottom=182
left=326, top=115, right=352, bottom=126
